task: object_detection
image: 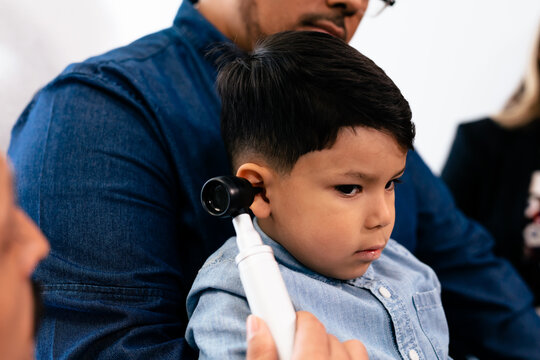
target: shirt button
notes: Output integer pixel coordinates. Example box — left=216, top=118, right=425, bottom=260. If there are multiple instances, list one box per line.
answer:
left=408, top=349, right=419, bottom=360
left=378, top=286, right=391, bottom=298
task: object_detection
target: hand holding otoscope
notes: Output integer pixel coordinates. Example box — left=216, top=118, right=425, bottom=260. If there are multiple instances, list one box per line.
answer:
left=201, top=176, right=296, bottom=360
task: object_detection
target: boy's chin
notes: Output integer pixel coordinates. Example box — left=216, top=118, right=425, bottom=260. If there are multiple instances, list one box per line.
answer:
left=325, top=263, right=373, bottom=281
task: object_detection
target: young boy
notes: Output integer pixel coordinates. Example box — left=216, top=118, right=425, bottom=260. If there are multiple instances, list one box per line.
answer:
left=186, top=31, right=450, bottom=360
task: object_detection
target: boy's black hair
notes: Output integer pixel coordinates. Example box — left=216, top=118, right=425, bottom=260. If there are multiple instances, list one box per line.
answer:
left=216, top=31, right=415, bottom=173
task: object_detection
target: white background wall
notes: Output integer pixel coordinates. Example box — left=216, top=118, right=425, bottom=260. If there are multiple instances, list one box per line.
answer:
left=1, top=0, right=539, bottom=174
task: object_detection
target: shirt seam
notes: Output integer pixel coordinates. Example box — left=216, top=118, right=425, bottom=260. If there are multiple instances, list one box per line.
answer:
left=42, top=283, right=180, bottom=300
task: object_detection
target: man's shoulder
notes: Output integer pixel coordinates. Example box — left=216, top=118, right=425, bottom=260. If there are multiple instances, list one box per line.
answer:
left=27, top=22, right=220, bottom=131
left=56, top=27, right=192, bottom=83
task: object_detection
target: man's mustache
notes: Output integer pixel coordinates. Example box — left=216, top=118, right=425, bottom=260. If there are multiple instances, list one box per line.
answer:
left=298, top=14, right=347, bottom=40
left=32, top=280, right=43, bottom=338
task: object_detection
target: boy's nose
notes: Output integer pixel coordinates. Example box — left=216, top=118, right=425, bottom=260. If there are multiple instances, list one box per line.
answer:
left=364, top=194, right=393, bottom=230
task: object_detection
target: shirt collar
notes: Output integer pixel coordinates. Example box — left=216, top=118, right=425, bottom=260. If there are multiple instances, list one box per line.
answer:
left=172, top=0, right=231, bottom=58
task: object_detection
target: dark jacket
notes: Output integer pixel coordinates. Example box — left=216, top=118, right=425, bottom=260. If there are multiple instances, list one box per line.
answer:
left=442, top=117, right=540, bottom=303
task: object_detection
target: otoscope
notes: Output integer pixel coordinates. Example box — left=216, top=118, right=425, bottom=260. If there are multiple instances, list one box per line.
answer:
left=201, top=176, right=296, bottom=360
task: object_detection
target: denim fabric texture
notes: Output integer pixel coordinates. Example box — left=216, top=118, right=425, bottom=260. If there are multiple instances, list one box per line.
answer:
left=186, top=220, right=451, bottom=360
left=7, top=1, right=540, bottom=359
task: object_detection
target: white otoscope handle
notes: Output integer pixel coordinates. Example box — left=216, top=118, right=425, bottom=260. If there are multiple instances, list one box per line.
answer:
left=233, top=214, right=296, bottom=360
left=236, top=246, right=296, bottom=360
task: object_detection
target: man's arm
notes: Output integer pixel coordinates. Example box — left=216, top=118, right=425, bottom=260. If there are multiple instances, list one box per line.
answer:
left=393, top=150, right=540, bottom=359
left=9, top=74, right=198, bottom=359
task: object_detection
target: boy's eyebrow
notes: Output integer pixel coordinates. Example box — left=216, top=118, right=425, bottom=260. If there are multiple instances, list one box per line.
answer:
left=392, top=167, right=406, bottom=178
left=343, top=166, right=406, bottom=182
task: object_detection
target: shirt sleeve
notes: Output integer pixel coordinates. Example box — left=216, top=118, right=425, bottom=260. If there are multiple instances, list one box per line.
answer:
left=403, top=150, right=540, bottom=359
left=8, top=73, right=197, bottom=359
left=185, top=248, right=250, bottom=360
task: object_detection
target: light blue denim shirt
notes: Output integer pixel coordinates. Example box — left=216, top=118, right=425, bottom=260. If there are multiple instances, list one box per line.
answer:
left=186, top=220, right=450, bottom=359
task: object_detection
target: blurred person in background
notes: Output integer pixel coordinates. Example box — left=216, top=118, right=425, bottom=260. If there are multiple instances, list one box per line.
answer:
left=7, top=0, right=540, bottom=358
left=0, top=153, right=49, bottom=360
left=442, top=22, right=540, bottom=305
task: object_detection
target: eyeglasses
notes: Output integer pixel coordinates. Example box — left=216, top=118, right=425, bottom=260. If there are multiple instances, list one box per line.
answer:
left=366, top=0, right=396, bottom=17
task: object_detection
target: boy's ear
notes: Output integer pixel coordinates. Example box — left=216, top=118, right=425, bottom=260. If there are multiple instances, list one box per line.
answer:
left=236, top=163, right=273, bottom=219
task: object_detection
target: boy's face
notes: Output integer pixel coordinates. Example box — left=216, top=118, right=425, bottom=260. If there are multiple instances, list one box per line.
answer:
left=258, top=127, right=406, bottom=280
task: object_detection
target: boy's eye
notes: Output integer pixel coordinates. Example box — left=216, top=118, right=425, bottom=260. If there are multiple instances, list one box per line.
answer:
left=335, top=185, right=362, bottom=196
left=385, top=178, right=402, bottom=191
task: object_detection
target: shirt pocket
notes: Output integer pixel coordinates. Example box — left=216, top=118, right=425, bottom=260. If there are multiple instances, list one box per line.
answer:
left=413, top=289, right=449, bottom=359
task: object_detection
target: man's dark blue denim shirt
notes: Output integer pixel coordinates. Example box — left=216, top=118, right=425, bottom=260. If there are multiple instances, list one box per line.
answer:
left=8, top=1, right=540, bottom=359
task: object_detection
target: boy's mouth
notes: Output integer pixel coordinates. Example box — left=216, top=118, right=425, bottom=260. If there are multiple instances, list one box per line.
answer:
left=354, top=245, right=384, bottom=261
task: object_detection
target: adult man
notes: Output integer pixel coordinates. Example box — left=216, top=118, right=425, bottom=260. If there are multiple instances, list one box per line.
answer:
left=8, top=0, right=540, bottom=358
left=0, top=154, right=49, bottom=360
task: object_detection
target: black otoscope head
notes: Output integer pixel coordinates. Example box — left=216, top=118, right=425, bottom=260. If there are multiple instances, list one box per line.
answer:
left=201, top=176, right=262, bottom=218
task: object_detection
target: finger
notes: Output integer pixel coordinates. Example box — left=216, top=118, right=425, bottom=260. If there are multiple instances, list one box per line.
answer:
left=246, top=315, right=278, bottom=360
left=328, top=334, right=351, bottom=359
left=343, top=339, right=369, bottom=360
left=292, top=311, right=330, bottom=360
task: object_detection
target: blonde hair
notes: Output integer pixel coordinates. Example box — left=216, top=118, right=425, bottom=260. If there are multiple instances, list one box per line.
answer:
left=494, top=23, right=540, bottom=128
